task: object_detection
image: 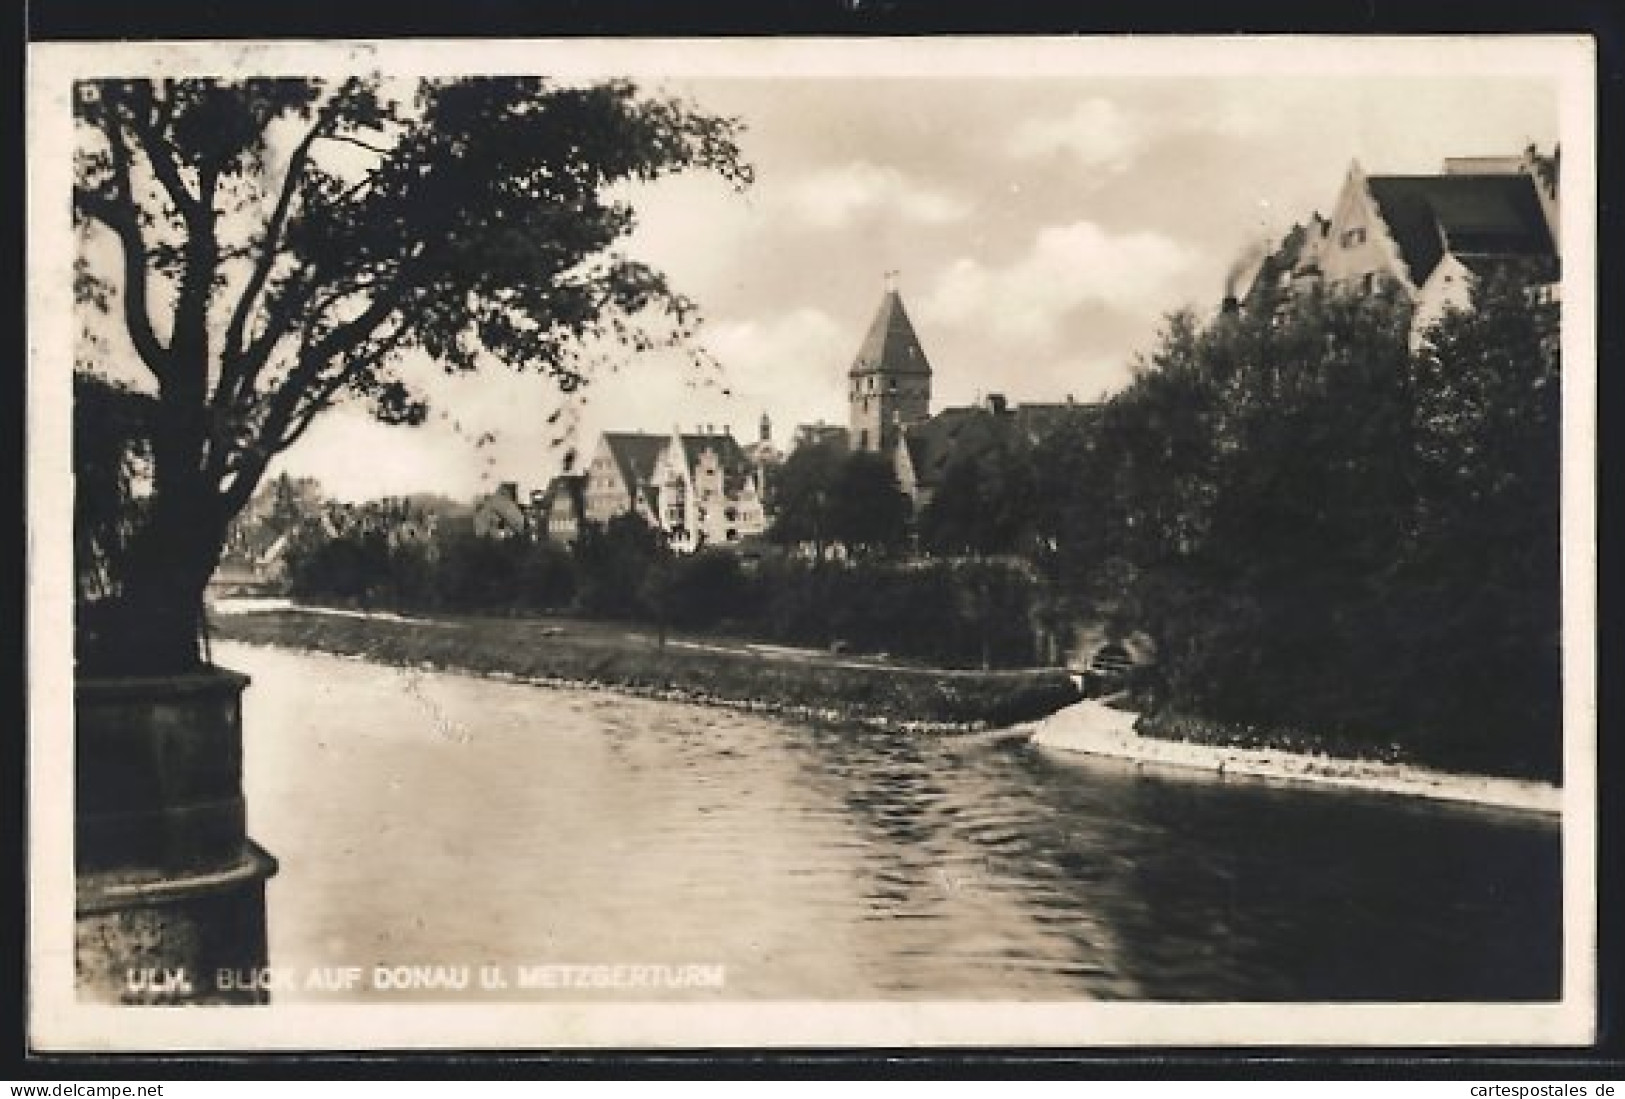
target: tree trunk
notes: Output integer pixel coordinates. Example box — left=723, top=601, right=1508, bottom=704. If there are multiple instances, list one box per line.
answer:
left=81, top=386, right=226, bottom=676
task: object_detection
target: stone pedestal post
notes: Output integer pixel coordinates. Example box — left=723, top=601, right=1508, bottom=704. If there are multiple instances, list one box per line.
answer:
left=74, top=668, right=278, bottom=1005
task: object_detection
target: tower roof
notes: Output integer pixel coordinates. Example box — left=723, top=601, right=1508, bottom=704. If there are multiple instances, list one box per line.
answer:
left=849, top=289, right=932, bottom=378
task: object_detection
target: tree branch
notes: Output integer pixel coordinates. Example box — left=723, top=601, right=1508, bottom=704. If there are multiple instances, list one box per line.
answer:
left=321, top=132, right=391, bottom=155
left=78, top=118, right=171, bottom=383
left=219, top=313, right=409, bottom=518
left=218, top=102, right=333, bottom=394
left=235, top=273, right=415, bottom=495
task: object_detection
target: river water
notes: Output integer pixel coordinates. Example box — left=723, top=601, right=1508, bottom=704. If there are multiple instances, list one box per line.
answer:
left=224, top=642, right=1561, bottom=1003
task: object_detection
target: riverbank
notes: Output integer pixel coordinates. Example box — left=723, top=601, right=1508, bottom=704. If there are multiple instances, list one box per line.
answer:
left=1028, top=700, right=1561, bottom=816
left=209, top=604, right=1081, bottom=733
left=212, top=602, right=1564, bottom=814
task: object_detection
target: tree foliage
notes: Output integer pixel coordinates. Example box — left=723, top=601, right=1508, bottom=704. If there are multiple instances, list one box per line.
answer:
left=73, top=75, right=749, bottom=673
left=826, top=450, right=912, bottom=557
left=919, top=431, right=1040, bottom=558
left=765, top=439, right=843, bottom=559
left=572, top=513, right=672, bottom=620
left=767, top=443, right=910, bottom=559
left=1046, top=275, right=1561, bottom=778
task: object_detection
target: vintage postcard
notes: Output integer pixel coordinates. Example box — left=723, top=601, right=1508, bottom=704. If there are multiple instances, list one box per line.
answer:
left=27, top=35, right=1597, bottom=1051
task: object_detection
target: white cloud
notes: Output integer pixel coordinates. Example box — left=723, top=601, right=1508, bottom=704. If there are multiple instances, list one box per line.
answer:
left=777, top=162, right=971, bottom=229
left=704, top=306, right=845, bottom=377
left=920, top=221, right=1196, bottom=348
left=1006, top=97, right=1148, bottom=172
left=1006, top=93, right=1280, bottom=177
left=560, top=306, right=848, bottom=459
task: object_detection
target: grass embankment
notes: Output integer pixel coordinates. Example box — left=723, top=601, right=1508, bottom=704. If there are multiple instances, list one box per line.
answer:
left=1133, top=708, right=1552, bottom=783
left=211, top=609, right=1082, bottom=732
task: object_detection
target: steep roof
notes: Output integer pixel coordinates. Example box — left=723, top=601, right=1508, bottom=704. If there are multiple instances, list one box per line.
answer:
left=677, top=432, right=759, bottom=497
left=901, top=407, right=1004, bottom=491
left=678, top=432, right=750, bottom=474
left=849, top=290, right=932, bottom=378
left=1365, top=173, right=1555, bottom=286
left=600, top=432, right=668, bottom=494
left=903, top=401, right=1099, bottom=491
left=1013, top=402, right=1093, bottom=444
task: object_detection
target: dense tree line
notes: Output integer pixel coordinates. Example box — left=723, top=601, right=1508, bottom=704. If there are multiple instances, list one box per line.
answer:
left=1038, top=269, right=1561, bottom=779
left=283, top=514, right=1045, bottom=669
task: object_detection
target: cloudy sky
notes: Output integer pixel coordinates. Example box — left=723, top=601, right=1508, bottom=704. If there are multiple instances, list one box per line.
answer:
left=235, top=44, right=1563, bottom=501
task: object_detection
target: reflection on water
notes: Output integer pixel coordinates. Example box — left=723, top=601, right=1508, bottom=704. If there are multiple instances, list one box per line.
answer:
left=229, top=643, right=1560, bottom=1002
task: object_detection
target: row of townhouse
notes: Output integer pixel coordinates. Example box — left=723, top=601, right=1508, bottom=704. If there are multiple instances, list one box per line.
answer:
left=581, top=426, right=772, bottom=551
left=468, top=422, right=775, bottom=553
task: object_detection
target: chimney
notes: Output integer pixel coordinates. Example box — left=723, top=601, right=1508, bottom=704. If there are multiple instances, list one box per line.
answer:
left=1221, top=295, right=1241, bottom=317
left=499, top=481, right=518, bottom=501
left=987, top=393, right=1008, bottom=415
left=759, top=412, right=772, bottom=443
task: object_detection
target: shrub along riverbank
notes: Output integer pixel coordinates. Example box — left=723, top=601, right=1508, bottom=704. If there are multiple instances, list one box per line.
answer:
left=280, top=519, right=1053, bottom=671
left=210, top=608, right=1083, bottom=732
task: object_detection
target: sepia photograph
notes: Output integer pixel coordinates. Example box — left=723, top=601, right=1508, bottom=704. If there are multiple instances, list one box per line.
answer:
left=26, top=34, right=1597, bottom=1051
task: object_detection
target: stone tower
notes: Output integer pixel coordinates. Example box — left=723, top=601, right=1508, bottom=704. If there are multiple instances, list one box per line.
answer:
left=848, top=278, right=932, bottom=453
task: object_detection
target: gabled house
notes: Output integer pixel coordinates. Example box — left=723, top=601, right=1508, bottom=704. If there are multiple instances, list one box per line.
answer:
left=580, top=428, right=768, bottom=552
left=1239, top=147, right=1560, bottom=347
left=649, top=429, right=768, bottom=551
left=583, top=432, right=668, bottom=528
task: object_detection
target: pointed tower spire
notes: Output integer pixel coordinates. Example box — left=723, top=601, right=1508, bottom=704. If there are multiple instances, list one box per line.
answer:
left=848, top=275, right=933, bottom=453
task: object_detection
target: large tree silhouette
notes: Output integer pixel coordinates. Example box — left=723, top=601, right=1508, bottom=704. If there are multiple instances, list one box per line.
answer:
left=73, top=75, right=749, bottom=673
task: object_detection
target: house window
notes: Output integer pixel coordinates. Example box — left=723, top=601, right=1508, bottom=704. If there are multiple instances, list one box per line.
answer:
left=1361, top=272, right=1375, bottom=295
left=1340, top=227, right=1366, bottom=248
